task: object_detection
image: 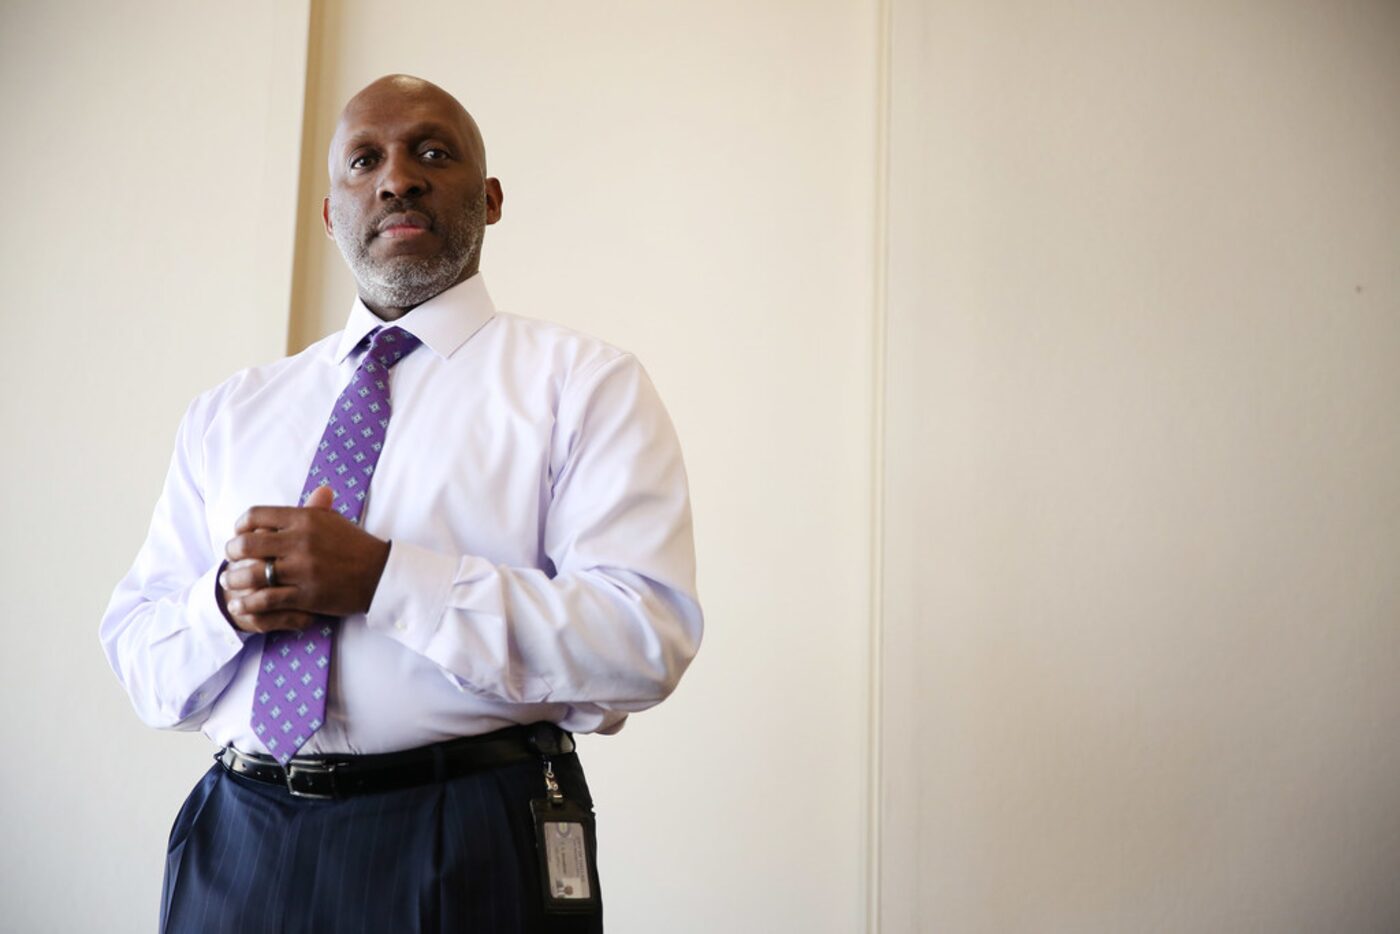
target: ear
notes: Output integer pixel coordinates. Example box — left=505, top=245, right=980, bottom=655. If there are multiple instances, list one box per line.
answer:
left=322, top=196, right=334, bottom=238
left=485, top=178, right=504, bottom=226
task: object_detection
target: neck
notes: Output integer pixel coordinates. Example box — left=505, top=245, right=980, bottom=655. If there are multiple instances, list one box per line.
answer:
left=364, top=302, right=412, bottom=322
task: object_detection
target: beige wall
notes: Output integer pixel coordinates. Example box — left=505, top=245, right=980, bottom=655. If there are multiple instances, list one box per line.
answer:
left=0, top=1, right=310, bottom=930
left=5, top=1, right=1399, bottom=932
left=879, top=1, right=1400, bottom=931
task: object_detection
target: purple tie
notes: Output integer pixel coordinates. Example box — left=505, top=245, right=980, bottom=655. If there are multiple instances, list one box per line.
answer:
left=250, top=325, right=422, bottom=765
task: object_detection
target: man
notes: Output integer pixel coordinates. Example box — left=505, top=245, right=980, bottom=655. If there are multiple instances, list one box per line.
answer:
left=100, top=74, right=701, bottom=933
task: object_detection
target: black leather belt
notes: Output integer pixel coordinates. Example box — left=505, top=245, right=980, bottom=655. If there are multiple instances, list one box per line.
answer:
left=217, top=723, right=575, bottom=800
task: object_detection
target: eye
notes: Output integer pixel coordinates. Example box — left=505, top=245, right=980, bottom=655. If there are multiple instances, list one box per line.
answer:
left=421, top=147, right=451, bottom=162
left=348, top=151, right=378, bottom=171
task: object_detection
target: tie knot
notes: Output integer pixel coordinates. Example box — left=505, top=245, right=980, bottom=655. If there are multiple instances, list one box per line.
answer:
left=363, top=326, right=423, bottom=370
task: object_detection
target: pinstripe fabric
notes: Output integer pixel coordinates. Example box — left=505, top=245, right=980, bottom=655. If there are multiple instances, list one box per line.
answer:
left=160, top=752, right=602, bottom=933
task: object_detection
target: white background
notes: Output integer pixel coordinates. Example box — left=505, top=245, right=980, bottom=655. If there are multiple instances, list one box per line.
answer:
left=2, top=1, right=1397, bottom=932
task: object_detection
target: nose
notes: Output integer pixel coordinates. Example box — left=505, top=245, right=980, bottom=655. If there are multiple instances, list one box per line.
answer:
left=376, top=149, right=427, bottom=201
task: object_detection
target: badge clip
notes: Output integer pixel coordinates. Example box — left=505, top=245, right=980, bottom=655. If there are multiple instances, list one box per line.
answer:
left=530, top=755, right=600, bottom=914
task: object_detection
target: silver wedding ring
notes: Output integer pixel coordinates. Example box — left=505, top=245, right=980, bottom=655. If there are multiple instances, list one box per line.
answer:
left=264, top=557, right=278, bottom=589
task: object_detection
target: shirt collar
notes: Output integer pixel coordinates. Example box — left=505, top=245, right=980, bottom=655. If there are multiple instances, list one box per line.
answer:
left=333, top=273, right=497, bottom=364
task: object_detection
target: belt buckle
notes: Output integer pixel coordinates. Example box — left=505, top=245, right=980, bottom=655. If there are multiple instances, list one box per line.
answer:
left=284, top=759, right=339, bottom=799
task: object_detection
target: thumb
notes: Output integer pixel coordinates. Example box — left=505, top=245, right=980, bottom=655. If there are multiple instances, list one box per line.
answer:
left=304, top=485, right=335, bottom=511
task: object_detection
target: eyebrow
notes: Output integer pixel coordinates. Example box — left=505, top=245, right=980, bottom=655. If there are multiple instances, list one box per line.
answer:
left=340, top=121, right=463, bottom=152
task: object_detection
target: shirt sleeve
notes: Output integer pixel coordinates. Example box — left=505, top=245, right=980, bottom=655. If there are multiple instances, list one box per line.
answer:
left=363, top=351, right=703, bottom=709
left=99, top=392, right=250, bottom=730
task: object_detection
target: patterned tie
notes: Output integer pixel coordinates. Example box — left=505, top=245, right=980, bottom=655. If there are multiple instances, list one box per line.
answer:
left=250, top=325, right=422, bottom=765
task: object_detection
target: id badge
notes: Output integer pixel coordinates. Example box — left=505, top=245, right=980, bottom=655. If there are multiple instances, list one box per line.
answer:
left=530, top=797, right=601, bottom=914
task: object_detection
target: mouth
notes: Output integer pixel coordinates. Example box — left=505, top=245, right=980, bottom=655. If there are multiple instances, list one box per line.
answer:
left=375, top=210, right=433, bottom=239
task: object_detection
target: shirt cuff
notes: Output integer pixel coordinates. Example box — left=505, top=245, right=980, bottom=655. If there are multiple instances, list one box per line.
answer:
left=213, top=560, right=237, bottom=627
left=203, top=561, right=251, bottom=652
left=170, top=562, right=251, bottom=721
left=363, top=539, right=460, bottom=647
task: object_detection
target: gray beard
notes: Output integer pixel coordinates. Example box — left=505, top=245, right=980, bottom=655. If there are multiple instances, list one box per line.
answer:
left=330, top=190, right=486, bottom=310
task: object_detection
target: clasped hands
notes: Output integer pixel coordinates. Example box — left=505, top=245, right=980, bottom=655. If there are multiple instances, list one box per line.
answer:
left=217, top=486, right=391, bottom=634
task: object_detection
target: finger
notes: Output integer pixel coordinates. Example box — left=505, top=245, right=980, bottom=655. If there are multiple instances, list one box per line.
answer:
left=304, top=484, right=335, bottom=511
left=225, top=530, right=289, bottom=562
left=230, top=610, right=318, bottom=635
left=228, top=586, right=301, bottom=616
left=235, top=506, right=305, bottom=534
left=221, top=558, right=275, bottom=592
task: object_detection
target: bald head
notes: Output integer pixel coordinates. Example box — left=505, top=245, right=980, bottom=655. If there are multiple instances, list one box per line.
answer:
left=328, top=74, right=487, bottom=178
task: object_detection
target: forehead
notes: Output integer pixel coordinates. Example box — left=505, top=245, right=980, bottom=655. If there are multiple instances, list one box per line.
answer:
left=335, top=88, right=469, bottom=148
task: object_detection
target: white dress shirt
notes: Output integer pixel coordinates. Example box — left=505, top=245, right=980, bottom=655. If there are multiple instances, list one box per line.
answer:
left=100, top=274, right=702, bottom=755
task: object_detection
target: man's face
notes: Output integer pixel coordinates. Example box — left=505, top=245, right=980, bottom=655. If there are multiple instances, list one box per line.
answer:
left=323, top=81, right=502, bottom=314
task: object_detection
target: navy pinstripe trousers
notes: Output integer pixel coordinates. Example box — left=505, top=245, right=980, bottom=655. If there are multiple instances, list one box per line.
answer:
left=160, top=750, right=603, bottom=933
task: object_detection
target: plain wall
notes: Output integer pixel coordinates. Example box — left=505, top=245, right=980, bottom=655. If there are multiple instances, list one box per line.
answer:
left=0, top=2, right=310, bottom=931
left=879, top=1, right=1400, bottom=932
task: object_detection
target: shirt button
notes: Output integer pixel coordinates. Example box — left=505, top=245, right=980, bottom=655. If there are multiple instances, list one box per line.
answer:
left=394, top=621, right=406, bottom=631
